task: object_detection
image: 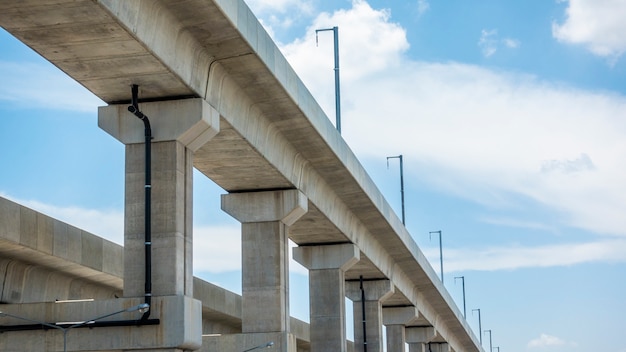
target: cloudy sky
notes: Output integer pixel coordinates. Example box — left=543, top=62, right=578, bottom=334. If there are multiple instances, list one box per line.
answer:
left=1, top=0, right=626, bottom=351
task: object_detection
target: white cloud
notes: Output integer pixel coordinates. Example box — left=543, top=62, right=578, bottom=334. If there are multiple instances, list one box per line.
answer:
left=479, top=29, right=498, bottom=57
left=553, top=0, right=626, bottom=62
left=193, top=225, right=308, bottom=275
left=527, top=333, right=576, bottom=348
left=245, top=0, right=315, bottom=34
left=0, top=61, right=103, bottom=112
left=436, top=239, right=626, bottom=272
left=479, top=217, right=556, bottom=232
left=280, top=2, right=626, bottom=238
left=478, top=29, right=521, bottom=57
left=417, top=0, right=430, bottom=16
left=282, top=0, right=409, bottom=87
left=193, top=225, right=242, bottom=273
left=503, top=37, right=521, bottom=49
left=528, top=333, right=565, bottom=348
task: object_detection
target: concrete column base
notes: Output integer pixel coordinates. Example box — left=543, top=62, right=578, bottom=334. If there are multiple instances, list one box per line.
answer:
left=0, top=296, right=202, bottom=351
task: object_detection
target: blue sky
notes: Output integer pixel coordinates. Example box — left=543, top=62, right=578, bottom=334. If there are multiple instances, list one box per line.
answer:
left=1, top=0, right=626, bottom=351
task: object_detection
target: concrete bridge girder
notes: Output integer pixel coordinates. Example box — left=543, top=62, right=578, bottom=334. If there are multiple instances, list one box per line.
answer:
left=0, top=0, right=482, bottom=350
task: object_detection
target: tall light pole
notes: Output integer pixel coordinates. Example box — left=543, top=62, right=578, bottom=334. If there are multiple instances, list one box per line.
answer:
left=493, top=347, right=500, bottom=352
left=0, top=303, right=149, bottom=352
left=484, top=329, right=492, bottom=352
left=472, top=308, right=482, bottom=345
left=315, top=26, right=341, bottom=133
left=429, top=230, right=444, bottom=283
left=454, top=276, right=466, bottom=318
left=386, top=155, right=405, bottom=224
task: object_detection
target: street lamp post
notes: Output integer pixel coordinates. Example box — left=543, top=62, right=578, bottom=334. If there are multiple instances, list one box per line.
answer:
left=484, top=329, right=493, bottom=352
left=472, top=308, right=482, bottom=345
left=0, top=303, right=149, bottom=352
left=315, top=26, right=341, bottom=133
left=454, top=276, right=466, bottom=318
left=493, top=347, right=500, bottom=352
left=429, top=230, right=444, bottom=283
left=386, top=154, right=405, bottom=224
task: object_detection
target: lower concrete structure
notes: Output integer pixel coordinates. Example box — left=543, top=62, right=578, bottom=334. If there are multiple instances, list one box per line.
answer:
left=0, top=196, right=311, bottom=352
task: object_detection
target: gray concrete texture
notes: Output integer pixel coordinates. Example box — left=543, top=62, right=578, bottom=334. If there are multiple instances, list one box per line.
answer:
left=0, top=196, right=312, bottom=351
left=0, top=0, right=482, bottom=350
left=294, top=244, right=360, bottom=352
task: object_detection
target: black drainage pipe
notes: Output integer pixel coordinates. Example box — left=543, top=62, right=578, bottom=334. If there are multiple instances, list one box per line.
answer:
left=360, top=275, right=368, bottom=352
left=127, top=84, right=153, bottom=320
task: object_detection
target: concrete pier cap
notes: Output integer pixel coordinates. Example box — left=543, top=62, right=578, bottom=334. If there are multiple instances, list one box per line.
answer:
left=346, top=279, right=395, bottom=302
left=383, top=306, right=421, bottom=326
left=406, top=326, right=438, bottom=344
left=221, top=189, right=308, bottom=226
left=293, top=243, right=360, bottom=270
left=98, top=98, right=220, bottom=151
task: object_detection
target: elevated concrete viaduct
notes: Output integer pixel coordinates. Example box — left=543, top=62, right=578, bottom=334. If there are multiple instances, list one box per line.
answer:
left=0, top=0, right=483, bottom=351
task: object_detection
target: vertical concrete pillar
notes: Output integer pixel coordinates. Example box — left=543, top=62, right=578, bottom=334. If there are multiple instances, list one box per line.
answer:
left=421, top=343, right=451, bottom=352
left=99, top=98, right=219, bottom=299
left=293, top=243, right=360, bottom=352
left=407, top=343, right=424, bottom=352
left=406, top=327, right=438, bottom=352
left=221, top=189, right=307, bottom=337
left=346, top=279, right=394, bottom=352
left=383, top=306, right=420, bottom=352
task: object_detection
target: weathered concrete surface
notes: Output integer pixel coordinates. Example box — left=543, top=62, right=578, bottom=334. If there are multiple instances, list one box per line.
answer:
left=406, top=326, right=438, bottom=345
left=0, top=0, right=482, bottom=350
left=294, top=244, right=359, bottom=352
left=221, top=190, right=306, bottom=351
left=0, top=296, right=202, bottom=351
left=0, top=197, right=123, bottom=298
left=99, top=98, right=219, bottom=299
left=0, top=197, right=312, bottom=351
left=383, top=307, right=421, bottom=352
left=98, top=98, right=220, bottom=151
left=346, top=280, right=394, bottom=352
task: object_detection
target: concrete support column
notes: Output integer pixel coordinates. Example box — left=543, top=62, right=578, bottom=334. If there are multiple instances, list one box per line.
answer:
left=406, top=327, right=437, bottom=352
left=421, top=343, right=451, bottom=352
left=221, top=189, right=307, bottom=336
left=383, top=307, right=420, bottom=352
left=293, top=243, right=360, bottom=352
left=99, top=98, right=219, bottom=298
left=346, top=279, right=394, bottom=352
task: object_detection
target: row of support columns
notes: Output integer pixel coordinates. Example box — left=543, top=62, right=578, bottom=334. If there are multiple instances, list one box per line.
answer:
left=222, top=189, right=455, bottom=352
left=98, top=98, right=456, bottom=352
